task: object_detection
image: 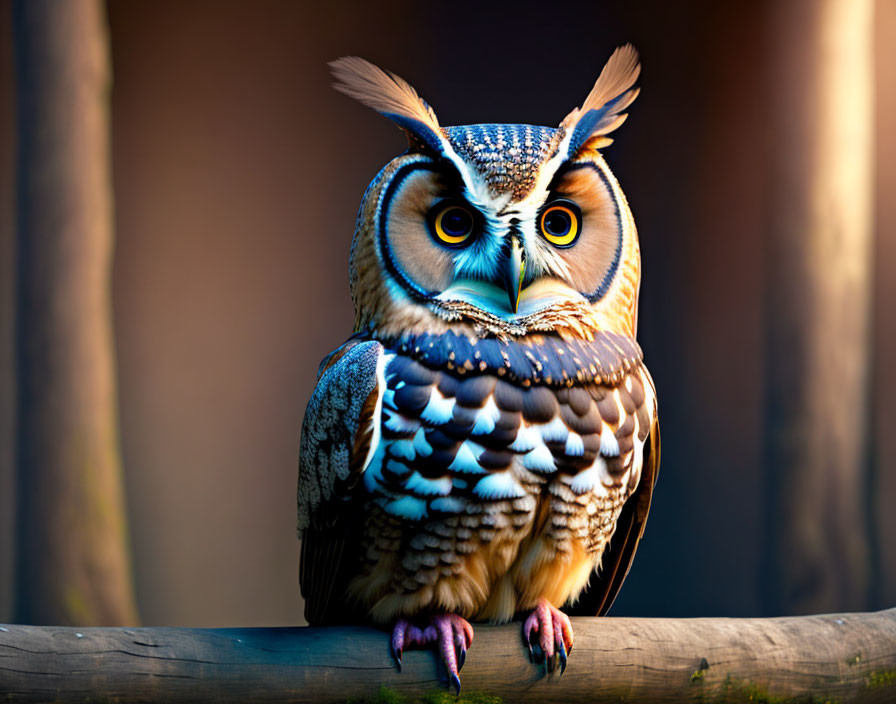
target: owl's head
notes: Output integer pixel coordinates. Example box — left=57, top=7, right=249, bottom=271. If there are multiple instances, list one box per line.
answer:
left=335, top=46, right=642, bottom=343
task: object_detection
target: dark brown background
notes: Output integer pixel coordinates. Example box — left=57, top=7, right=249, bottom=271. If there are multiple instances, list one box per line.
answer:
left=0, top=0, right=894, bottom=626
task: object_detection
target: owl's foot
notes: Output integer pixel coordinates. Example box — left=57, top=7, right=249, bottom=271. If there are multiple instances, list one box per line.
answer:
left=390, top=613, right=474, bottom=694
left=523, top=599, right=574, bottom=674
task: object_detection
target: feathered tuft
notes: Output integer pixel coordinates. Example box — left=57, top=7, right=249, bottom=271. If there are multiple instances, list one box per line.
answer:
left=561, top=44, right=641, bottom=153
left=329, top=56, right=444, bottom=152
left=577, top=44, right=641, bottom=119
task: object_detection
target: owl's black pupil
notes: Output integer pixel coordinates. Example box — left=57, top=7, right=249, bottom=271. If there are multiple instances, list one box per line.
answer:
left=442, top=207, right=472, bottom=236
left=544, top=209, right=572, bottom=236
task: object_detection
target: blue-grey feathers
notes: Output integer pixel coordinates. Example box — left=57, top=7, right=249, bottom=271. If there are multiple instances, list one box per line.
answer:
left=380, top=329, right=642, bottom=388
left=382, top=113, right=445, bottom=155
left=297, top=340, right=383, bottom=535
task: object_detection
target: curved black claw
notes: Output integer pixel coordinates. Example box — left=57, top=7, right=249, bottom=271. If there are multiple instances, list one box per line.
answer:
left=392, top=614, right=472, bottom=694
left=391, top=620, right=410, bottom=672
left=523, top=599, right=575, bottom=676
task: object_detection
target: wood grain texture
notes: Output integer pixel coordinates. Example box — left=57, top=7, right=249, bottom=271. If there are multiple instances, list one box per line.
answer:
left=1, top=610, right=895, bottom=702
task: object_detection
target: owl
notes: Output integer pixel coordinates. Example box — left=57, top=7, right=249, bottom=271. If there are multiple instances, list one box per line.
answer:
left=297, top=45, right=659, bottom=692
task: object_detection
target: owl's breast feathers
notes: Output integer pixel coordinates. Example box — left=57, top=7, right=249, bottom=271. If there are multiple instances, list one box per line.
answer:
left=298, top=331, right=658, bottom=625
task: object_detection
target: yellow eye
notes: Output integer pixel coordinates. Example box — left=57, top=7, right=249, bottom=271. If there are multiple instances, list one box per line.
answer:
left=539, top=201, right=581, bottom=247
left=431, top=203, right=476, bottom=246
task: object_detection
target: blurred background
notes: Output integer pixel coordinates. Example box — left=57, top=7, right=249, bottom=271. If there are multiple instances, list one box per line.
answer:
left=0, top=0, right=894, bottom=627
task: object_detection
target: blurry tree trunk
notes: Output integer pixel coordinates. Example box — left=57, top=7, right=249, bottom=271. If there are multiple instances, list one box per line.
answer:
left=13, top=0, right=138, bottom=625
left=762, top=0, right=874, bottom=615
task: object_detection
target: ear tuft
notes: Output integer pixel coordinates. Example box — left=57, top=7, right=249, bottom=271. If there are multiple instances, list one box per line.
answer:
left=561, top=44, right=641, bottom=155
left=329, top=56, right=444, bottom=154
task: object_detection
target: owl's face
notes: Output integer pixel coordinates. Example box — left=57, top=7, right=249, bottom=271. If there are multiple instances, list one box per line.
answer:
left=335, top=48, right=641, bottom=342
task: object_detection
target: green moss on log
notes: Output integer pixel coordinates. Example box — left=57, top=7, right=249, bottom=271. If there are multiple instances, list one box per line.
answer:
left=867, top=669, right=896, bottom=689
left=718, top=675, right=839, bottom=704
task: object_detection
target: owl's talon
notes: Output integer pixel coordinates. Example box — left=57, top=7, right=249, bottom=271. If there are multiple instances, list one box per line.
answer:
left=391, top=619, right=410, bottom=671
left=524, top=599, right=575, bottom=675
left=433, top=613, right=471, bottom=690
left=390, top=614, right=472, bottom=691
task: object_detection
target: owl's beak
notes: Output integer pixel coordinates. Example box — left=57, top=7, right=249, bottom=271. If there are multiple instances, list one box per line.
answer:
left=503, top=235, right=526, bottom=314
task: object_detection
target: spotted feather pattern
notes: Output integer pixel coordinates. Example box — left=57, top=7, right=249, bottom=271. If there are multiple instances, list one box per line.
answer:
left=444, top=124, right=563, bottom=202
left=378, top=329, right=642, bottom=387
left=338, top=332, right=656, bottom=623
left=365, top=347, right=651, bottom=524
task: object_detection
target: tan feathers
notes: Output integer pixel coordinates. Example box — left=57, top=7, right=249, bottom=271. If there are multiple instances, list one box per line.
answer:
left=329, top=56, right=441, bottom=135
left=578, top=44, right=641, bottom=119
left=330, top=50, right=639, bottom=156
left=561, top=44, right=641, bottom=146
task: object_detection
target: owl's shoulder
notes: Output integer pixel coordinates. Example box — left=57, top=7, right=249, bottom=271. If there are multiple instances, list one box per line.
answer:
left=377, top=329, right=643, bottom=387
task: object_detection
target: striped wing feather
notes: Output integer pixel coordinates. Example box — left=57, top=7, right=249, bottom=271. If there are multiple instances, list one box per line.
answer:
left=565, top=410, right=660, bottom=616
left=298, top=339, right=382, bottom=625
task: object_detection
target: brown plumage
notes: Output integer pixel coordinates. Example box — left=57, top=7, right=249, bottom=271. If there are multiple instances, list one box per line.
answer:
left=298, top=46, right=658, bottom=690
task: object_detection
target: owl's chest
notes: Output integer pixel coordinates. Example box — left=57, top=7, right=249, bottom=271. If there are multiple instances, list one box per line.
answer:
left=362, top=347, right=652, bottom=523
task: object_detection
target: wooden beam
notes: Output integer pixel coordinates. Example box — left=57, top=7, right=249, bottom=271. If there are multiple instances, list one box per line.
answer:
left=1, top=610, right=894, bottom=703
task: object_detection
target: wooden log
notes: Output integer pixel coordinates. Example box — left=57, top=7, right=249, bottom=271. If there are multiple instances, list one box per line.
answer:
left=12, top=0, right=138, bottom=625
left=1, top=610, right=895, bottom=703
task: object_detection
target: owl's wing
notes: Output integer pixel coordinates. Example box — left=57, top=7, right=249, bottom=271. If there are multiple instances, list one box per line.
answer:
left=297, top=338, right=383, bottom=625
left=565, top=379, right=660, bottom=618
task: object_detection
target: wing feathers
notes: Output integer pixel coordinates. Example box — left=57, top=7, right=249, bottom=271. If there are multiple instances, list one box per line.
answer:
left=297, top=339, right=383, bottom=535
left=565, top=373, right=659, bottom=618
left=298, top=339, right=384, bottom=625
